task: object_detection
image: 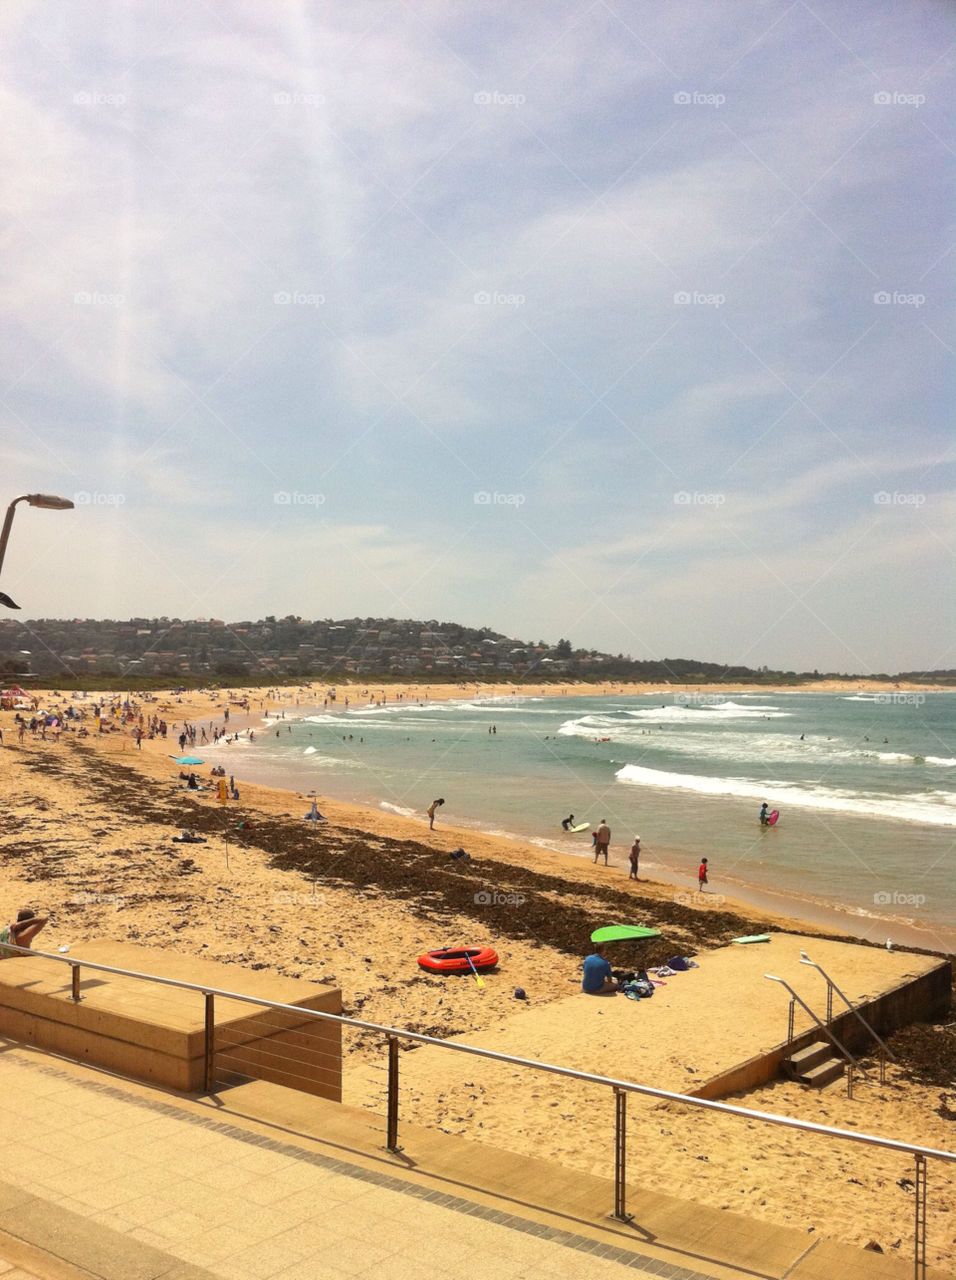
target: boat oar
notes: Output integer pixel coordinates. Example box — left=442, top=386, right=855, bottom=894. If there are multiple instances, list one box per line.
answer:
left=465, top=951, right=485, bottom=988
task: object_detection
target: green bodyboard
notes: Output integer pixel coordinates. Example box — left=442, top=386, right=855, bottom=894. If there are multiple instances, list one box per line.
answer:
left=590, top=925, right=661, bottom=943
left=731, top=934, right=771, bottom=944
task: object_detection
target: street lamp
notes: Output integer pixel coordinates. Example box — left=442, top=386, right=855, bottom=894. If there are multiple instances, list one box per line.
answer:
left=0, top=493, right=75, bottom=609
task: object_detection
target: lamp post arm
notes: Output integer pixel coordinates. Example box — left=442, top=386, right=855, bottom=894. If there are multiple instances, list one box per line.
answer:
left=0, top=496, right=27, bottom=581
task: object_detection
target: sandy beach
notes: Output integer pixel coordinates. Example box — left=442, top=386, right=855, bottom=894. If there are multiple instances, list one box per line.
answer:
left=1, top=682, right=953, bottom=1269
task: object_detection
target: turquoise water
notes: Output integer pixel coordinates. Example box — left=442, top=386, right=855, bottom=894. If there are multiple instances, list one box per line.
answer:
left=215, top=692, right=955, bottom=947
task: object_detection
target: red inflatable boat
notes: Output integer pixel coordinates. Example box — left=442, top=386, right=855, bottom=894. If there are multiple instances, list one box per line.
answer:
left=417, top=946, right=499, bottom=974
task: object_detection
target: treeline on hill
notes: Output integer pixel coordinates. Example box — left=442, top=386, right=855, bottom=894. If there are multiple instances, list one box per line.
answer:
left=0, top=615, right=948, bottom=690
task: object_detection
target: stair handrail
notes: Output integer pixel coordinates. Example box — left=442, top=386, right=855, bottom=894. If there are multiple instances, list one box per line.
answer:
left=799, top=951, right=896, bottom=1062
left=765, top=974, right=870, bottom=1077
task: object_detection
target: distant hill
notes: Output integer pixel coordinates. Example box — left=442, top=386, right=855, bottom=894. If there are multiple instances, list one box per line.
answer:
left=0, top=615, right=946, bottom=688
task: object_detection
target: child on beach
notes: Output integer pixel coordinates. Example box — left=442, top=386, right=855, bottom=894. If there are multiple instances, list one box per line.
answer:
left=698, top=858, right=708, bottom=892
left=629, top=836, right=640, bottom=880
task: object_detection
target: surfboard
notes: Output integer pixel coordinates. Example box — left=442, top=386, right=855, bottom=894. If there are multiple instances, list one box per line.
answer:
left=731, top=934, right=771, bottom=944
left=570, top=822, right=590, bottom=832
left=767, top=810, right=779, bottom=826
left=590, top=925, right=661, bottom=943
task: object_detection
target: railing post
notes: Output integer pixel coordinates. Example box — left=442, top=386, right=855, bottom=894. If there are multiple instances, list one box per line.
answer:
left=386, top=1035, right=400, bottom=1152
left=71, top=964, right=81, bottom=1003
left=825, top=980, right=833, bottom=1025
left=847, top=1063, right=853, bottom=1099
left=914, top=1153, right=926, bottom=1280
left=203, top=992, right=215, bottom=1093
left=879, top=1047, right=886, bottom=1085
left=787, top=997, right=795, bottom=1045
left=611, top=1087, right=631, bottom=1221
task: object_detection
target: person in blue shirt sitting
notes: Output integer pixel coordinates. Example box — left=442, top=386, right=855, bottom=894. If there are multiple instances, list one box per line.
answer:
left=581, top=945, right=618, bottom=994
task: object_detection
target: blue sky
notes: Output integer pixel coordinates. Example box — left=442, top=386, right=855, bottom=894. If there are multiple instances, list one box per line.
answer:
left=1, top=1, right=952, bottom=673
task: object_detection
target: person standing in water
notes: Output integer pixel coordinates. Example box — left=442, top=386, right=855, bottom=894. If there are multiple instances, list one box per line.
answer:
left=561, top=814, right=575, bottom=831
left=759, top=802, right=770, bottom=826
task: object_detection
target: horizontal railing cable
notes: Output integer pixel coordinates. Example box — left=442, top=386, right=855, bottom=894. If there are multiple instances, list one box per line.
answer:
left=3, top=942, right=954, bottom=1166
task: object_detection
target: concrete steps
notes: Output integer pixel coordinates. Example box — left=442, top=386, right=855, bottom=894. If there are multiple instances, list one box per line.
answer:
left=783, top=1040, right=845, bottom=1088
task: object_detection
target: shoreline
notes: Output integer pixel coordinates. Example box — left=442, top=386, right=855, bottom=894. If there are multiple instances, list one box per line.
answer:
left=229, top=688, right=956, bottom=956
left=20, top=680, right=952, bottom=957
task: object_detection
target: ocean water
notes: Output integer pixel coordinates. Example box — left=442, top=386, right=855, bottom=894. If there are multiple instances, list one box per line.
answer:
left=212, top=692, right=956, bottom=948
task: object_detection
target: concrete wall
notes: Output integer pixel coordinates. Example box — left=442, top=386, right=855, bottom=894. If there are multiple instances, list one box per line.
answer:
left=0, top=948, right=343, bottom=1102
left=691, top=957, right=952, bottom=1101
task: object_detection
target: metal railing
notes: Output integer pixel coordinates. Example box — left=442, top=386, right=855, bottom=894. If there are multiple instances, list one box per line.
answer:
left=2, top=942, right=953, bottom=1279
left=765, top=973, right=869, bottom=1081
left=800, top=950, right=895, bottom=1085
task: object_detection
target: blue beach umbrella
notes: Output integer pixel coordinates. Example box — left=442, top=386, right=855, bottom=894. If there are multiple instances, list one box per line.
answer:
left=170, top=755, right=204, bottom=765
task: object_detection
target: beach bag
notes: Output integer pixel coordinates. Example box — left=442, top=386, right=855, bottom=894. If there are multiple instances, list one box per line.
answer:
left=667, top=956, right=690, bottom=971
left=632, top=969, right=654, bottom=997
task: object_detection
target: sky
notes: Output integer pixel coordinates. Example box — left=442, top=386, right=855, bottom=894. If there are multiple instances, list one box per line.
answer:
left=1, top=0, right=952, bottom=674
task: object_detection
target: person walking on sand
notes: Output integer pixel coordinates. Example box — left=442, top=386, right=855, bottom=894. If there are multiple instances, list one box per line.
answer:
left=629, top=835, right=641, bottom=880
left=594, top=818, right=611, bottom=865
left=427, top=798, right=445, bottom=830
left=698, top=858, right=709, bottom=892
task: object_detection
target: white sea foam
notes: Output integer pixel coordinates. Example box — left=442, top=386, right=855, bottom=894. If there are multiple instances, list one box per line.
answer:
left=614, top=763, right=956, bottom=826
left=379, top=801, right=416, bottom=817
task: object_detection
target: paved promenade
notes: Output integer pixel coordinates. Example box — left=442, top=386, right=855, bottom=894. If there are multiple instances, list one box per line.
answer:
left=0, top=1042, right=943, bottom=1280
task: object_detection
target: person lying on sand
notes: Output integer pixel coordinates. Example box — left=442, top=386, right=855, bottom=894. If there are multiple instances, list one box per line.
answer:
left=0, top=909, right=49, bottom=957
